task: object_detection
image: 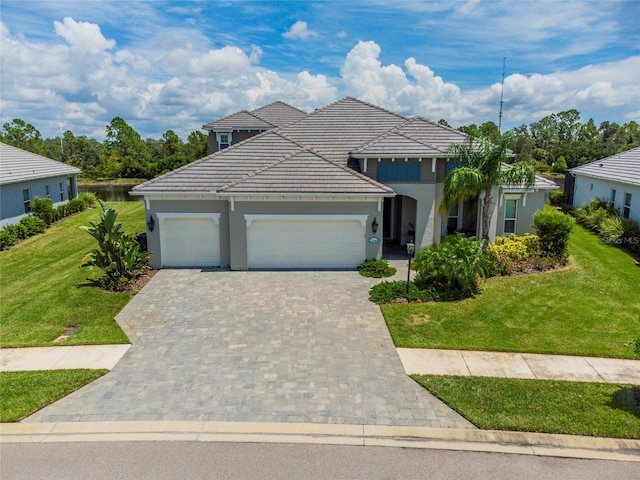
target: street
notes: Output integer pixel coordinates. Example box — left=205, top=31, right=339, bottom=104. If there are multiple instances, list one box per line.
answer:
left=2, top=441, right=638, bottom=480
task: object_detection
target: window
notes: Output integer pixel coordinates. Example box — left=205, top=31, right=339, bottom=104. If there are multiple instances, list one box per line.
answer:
left=217, top=132, right=231, bottom=150
left=45, top=184, right=51, bottom=198
left=59, top=182, right=64, bottom=201
left=623, top=193, right=632, bottom=219
left=22, top=188, right=31, bottom=213
left=377, top=161, right=421, bottom=182
left=504, top=199, right=517, bottom=234
left=610, top=188, right=616, bottom=209
left=447, top=203, right=459, bottom=233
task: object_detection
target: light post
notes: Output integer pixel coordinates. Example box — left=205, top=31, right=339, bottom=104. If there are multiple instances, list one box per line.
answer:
left=406, top=240, right=415, bottom=294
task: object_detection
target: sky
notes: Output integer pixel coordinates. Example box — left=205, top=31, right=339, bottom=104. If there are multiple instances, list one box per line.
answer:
left=1, top=0, right=639, bottom=141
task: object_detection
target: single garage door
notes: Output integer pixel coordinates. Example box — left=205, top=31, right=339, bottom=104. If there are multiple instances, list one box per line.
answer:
left=246, top=215, right=366, bottom=268
left=160, top=214, right=220, bottom=267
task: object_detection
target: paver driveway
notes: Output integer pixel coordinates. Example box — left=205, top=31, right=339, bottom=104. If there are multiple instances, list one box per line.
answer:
left=26, top=269, right=473, bottom=428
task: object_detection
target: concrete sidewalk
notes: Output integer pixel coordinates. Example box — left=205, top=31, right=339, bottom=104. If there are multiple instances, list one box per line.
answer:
left=3, top=345, right=639, bottom=385
left=0, top=345, right=130, bottom=372
left=398, top=348, right=640, bottom=384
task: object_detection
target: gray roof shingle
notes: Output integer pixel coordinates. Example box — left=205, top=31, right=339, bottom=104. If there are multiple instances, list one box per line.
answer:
left=569, top=146, right=640, bottom=186
left=0, top=142, right=80, bottom=185
left=202, top=101, right=308, bottom=131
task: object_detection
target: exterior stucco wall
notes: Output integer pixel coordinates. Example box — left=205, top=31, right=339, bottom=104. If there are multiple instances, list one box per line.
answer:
left=491, top=190, right=547, bottom=241
left=145, top=199, right=230, bottom=269
left=573, top=175, right=640, bottom=222
left=0, top=175, right=76, bottom=227
left=228, top=200, right=382, bottom=270
left=207, top=130, right=268, bottom=155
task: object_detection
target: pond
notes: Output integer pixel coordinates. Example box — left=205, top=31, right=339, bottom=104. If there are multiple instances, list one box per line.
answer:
left=78, top=184, right=142, bottom=202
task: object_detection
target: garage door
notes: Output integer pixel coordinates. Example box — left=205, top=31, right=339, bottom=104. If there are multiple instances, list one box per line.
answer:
left=246, top=215, right=366, bottom=268
left=160, top=214, right=220, bottom=267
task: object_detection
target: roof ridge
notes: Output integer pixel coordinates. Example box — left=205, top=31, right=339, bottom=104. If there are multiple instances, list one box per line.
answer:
left=410, top=116, right=469, bottom=138
left=253, top=100, right=308, bottom=116
left=348, top=120, right=448, bottom=155
left=341, top=96, right=409, bottom=121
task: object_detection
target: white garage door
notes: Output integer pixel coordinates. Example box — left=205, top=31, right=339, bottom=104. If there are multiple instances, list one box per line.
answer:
left=246, top=215, right=366, bottom=268
left=160, top=215, right=220, bottom=267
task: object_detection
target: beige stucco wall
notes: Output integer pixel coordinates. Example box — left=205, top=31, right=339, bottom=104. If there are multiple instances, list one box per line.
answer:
left=489, top=190, right=548, bottom=241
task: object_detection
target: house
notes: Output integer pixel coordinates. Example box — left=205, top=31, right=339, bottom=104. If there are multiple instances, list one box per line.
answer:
left=0, top=142, right=81, bottom=227
left=132, top=97, right=556, bottom=270
left=568, top=146, right=640, bottom=222
left=202, top=101, right=308, bottom=154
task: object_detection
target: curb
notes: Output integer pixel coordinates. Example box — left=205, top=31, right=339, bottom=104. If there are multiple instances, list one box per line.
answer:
left=1, top=421, right=639, bottom=462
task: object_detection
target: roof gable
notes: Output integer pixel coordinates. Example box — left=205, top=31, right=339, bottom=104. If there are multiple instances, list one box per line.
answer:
left=351, top=121, right=448, bottom=157
left=0, top=142, right=80, bottom=185
left=202, top=110, right=274, bottom=131
left=251, top=101, right=308, bottom=127
left=570, top=146, right=640, bottom=186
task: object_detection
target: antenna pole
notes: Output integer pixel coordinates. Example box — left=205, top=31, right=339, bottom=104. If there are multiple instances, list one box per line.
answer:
left=498, top=57, right=506, bottom=132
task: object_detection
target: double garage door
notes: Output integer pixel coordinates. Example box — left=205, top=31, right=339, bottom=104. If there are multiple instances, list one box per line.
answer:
left=159, top=214, right=366, bottom=269
left=246, top=216, right=366, bottom=269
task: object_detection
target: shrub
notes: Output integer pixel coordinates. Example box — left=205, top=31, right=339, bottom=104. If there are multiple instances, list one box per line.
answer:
left=412, top=234, right=496, bottom=300
left=492, top=234, right=541, bottom=275
left=19, top=215, right=47, bottom=236
left=31, top=196, right=55, bottom=225
left=81, top=200, right=150, bottom=291
left=0, top=228, right=17, bottom=249
left=599, top=216, right=624, bottom=245
left=621, top=219, right=640, bottom=254
left=548, top=189, right=566, bottom=208
left=78, top=192, right=97, bottom=209
left=358, top=258, right=397, bottom=278
left=533, top=209, right=574, bottom=261
left=369, top=280, right=434, bottom=304
left=4, top=222, right=27, bottom=240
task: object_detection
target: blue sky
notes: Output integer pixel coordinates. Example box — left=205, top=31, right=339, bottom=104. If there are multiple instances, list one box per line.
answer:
left=1, top=0, right=638, bottom=140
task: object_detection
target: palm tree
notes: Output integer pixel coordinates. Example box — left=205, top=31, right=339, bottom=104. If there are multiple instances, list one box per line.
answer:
left=440, top=133, right=535, bottom=240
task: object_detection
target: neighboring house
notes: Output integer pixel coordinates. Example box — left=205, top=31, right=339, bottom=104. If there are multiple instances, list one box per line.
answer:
left=568, top=146, right=640, bottom=222
left=202, top=101, right=308, bottom=154
left=0, top=142, right=81, bottom=227
left=132, top=97, right=556, bottom=270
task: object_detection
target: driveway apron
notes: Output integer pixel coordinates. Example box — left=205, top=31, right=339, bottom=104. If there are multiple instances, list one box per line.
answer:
left=26, top=270, right=473, bottom=428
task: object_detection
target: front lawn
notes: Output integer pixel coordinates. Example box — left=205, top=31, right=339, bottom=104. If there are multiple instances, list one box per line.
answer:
left=414, top=375, right=640, bottom=439
left=0, top=370, right=107, bottom=422
left=0, top=202, right=145, bottom=347
left=382, top=225, right=640, bottom=358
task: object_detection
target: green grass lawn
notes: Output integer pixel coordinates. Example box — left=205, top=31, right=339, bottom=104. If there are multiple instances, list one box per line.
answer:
left=0, top=370, right=107, bottom=422
left=413, top=375, right=640, bottom=439
left=0, top=202, right=145, bottom=347
left=382, top=225, right=640, bottom=358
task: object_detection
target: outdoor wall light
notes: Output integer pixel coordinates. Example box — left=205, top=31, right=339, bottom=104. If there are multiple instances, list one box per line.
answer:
left=147, top=215, right=155, bottom=233
left=371, top=217, right=378, bottom=234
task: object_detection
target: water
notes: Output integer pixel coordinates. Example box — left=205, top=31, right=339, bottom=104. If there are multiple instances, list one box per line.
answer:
left=78, top=184, right=142, bottom=202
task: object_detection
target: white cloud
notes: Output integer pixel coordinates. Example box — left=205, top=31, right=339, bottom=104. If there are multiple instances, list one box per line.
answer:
left=282, top=21, right=317, bottom=40
left=53, top=17, right=115, bottom=54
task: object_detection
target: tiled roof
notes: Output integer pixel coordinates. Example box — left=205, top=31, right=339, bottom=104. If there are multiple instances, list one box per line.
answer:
left=396, top=117, right=469, bottom=150
left=0, top=142, right=80, bottom=185
left=500, top=164, right=558, bottom=191
left=202, top=101, right=308, bottom=131
left=351, top=123, right=447, bottom=157
left=569, top=146, right=640, bottom=186
left=279, top=97, right=408, bottom=164
left=219, top=149, right=393, bottom=194
left=202, top=110, right=274, bottom=131
left=251, top=101, right=308, bottom=127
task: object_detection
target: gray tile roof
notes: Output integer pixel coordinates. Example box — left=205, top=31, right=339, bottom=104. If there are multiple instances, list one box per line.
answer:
left=351, top=123, right=447, bottom=157
left=396, top=117, right=469, bottom=150
left=0, top=142, right=81, bottom=185
left=569, top=146, right=640, bottom=186
left=218, top=149, right=393, bottom=194
left=500, top=163, right=558, bottom=191
left=202, top=101, right=308, bottom=131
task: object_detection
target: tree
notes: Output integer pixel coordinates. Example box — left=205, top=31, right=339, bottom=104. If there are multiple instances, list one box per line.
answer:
left=1, top=119, right=45, bottom=153
left=440, top=133, right=535, bottom=240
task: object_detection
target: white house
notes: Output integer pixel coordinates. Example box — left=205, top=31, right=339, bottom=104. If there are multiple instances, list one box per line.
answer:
left=569, top=146, right=640, bottom=222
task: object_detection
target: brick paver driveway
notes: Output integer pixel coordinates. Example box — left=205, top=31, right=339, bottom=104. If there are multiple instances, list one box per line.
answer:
left=27, top=270, right=473, bottom=428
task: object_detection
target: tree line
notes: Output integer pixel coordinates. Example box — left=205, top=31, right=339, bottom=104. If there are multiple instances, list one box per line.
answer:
left=0, top=117, right=208, bottom=180
left=2, top=110, right=639, bottom=181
